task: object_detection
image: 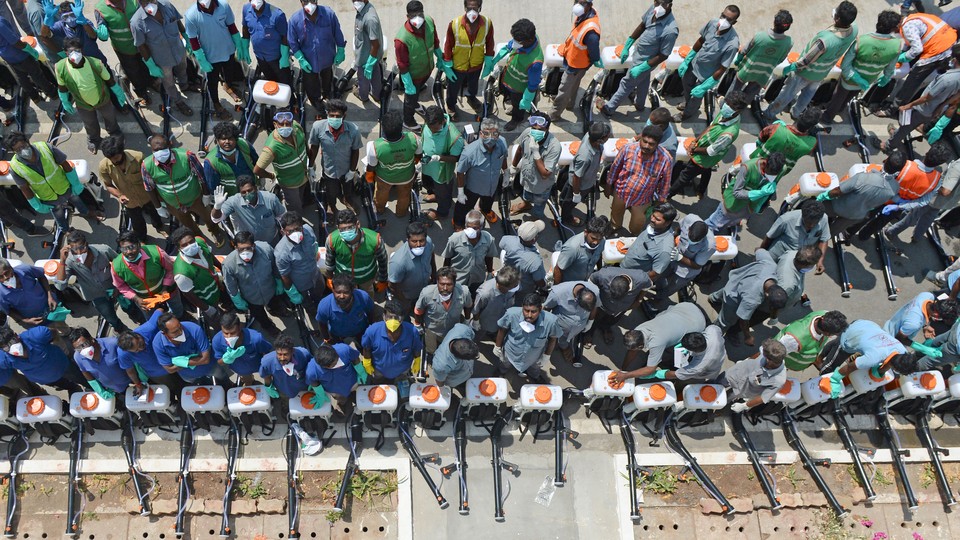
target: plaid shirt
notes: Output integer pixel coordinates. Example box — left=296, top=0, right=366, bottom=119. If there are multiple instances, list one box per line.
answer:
left=607, top=142, right=673, bottom=207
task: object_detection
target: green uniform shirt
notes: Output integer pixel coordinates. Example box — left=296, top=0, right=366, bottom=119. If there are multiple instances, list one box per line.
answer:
left=173, top=238, right=220, bottom=305
left=55, top=56, right=111, bottom=109
left=797, top=24, right=858, bottom=82
left=95, top=0, right=140, bottom=55
left=263, top=123, right=308, bottom=189
left=776, top=310, right=829, bottom=371
left=736, top=30, right=792, bottom=85
left=111, top=245, right=167, bottom=297
left=722, top=158, right=765, bottom=214
left=691, top=112, right=740, bottom=169
left=373, top=132, right=418, bottom=184
left=843, top=33, right=900, bottom=90
left=205, top=138, right=255, bottom=195
left=330, top=228, right=380, bottom=284
left=502, top=41, right=544, bottom=93
left=396, top=16, right=436, bottom=81
left=750, top=124, right=817, bottom=179
left=10, top=142, right=69, bottom=203
left=142, top=148, right=202, bottom=208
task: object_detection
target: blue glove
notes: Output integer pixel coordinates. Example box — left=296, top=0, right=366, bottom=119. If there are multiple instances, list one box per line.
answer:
left=72, top=0, right=87, bottom=25
left=294, top=51, right=312, bottom=73
left=42, top=0, right=57, bottom=26
left=308, top=385, right=329, bottom=409
left=110, top=83, right=127, bottom=108
left=677, top=49, right=697, bottom=77
left=816, top=191, right=832, bottom=202
left=400, top=71, right=417, bottom=95
left=912, top=342, right=943, bottom=359
left=829, top=369, right=844, bottom=399
left=28, top=197, right=53, bottom=214
left=782, top=63, right=797, bottom=76
left=58, top=91, right=76, bottom=115
left=143, top=57, right=162, bottom=78
left=279, top=44, right=290, bottom=69
left=66, top=168, right=83, bottom=195
left=620, top=37, right=636, bottom=64
left=519, top=88, right=536, bottom=112
left=89, top=379, right=115, bottom=400
left=441, top=60, right=458, bottom=82
left=194, top=48, right=213, bottom=73
left=95, top=23, right=108, bottom=41
left=334, top=46, right=345, bottom=66
left=881, top=204, right=900, bottom=215
left=927, top=115, right=951, bottom=144
left=353, top=362, right=368, bottom=384
left=264, top=383, right=279, bottom=398
left=848, top=71, right=870, bottom=92
left=230, top=293, right=248, bottom=311
left=691, top=76, right=718, bottom=98
left=898, top=52, right=909, bottom=65
left=629, top=61, right=651, bottom=78
left=364, top=54, right=378, bottom=79
left=285, top=285, right=303, bottom=305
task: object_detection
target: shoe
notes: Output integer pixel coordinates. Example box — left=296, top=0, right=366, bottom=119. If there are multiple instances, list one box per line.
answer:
left=175, top=101, right=194, bottom=116
left=708, top=295, right=722, bottom=311
left=504, top=119, right=520, bottom=131
left=24, top=224, right=50, bottom=237
left=403, top=122, right=422, bottom=133
left=549, top=111, right=563, bottom=122
left=213, top=232, right=227, bottom=248
left=599, top=106, right=613, bottom=119
left=352, top=86, right=370, bottom=104
left=87, top=142, right=98, bottom=154
left=800, top=294, right=811, bottom=308
left=446, top=105, right=460, bottom=120
left=882, top=227, right=899, bottom=243
left=672, top=112, right=693, bottom=123
left=466, top=96, right=483, bottom=111
left=527, top=371, right=550, bottom=384
left=213, top=106, right=232, bottom=120
left=925, top=270, right=946, bottom=288
left=510, top=201, right=531, bottom=215
left=484, top=210, right=499, bottom=223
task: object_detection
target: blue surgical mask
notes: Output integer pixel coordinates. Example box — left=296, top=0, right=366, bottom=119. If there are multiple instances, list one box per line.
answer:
left=220, top=146, right=237, bottom=157
left=719, top=104, right=736, bottom=119
left=799, top=267, right=814, bottom=274
left=340, top=227, right=358, bottom=242
left=327, top=116, right=343, bottom=130
left=277, top=126, right=293, bottom=138
left=153, top=149, right=171, bottom=163
left=63, top=14, right=77, bottom=27
left=530, top=129, right=546, bottom=143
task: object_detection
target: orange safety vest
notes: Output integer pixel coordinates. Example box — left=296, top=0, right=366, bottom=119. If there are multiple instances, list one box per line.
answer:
left=557, top=11, right=600, bottom=69
left=897, top=160, right=941, bottom=200
left=901, top=13, right=957, bottom=60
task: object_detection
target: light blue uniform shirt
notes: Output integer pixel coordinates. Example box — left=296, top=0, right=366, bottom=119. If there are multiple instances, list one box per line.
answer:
left=184, top=0, right=237, bottom=64
left=883, top=292, right=934, bottom=341
left=431, top=323, right=475, bottom=387
left=840, top=319, right=907, bottom=370
left=456, top=138, right=507, bottom=198
left=259, top=347, right=311, bottom=398
left=275, top=223, right=320, bottom=293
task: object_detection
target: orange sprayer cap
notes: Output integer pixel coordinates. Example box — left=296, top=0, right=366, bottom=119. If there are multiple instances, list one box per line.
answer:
left=819, top=377, right=833, bottom=395
left=787, top=52, right=800, bottom=63
left=569, top=141, right=581, bottom=155
left=778, top=380, right=794, bottom=395
left=43, top=260, right=60, bottom=276
left=300, top=392, right=316, bottom=409
left=920, top=373, right=937, bottom=390
left=421, top=385, right=440, bottom=403
left=649, top=384, right=667, bottom=401
left=191, top=387, right=211, bottom=405
left=479, top=379, right=497, bottom=397
left=26, top=397, right=44, bottom=416
left=264, top=81, right=279, bottom=95
left=715, top=236, right=729, bottom=252
left=815, top=172, right=833, bottom=188
left=679, top=45, right=692, bottom=58
left=699, top=385, right=718, bottom=402
left=368, top=386, right=387, bottom=404
left=534, top=386, right=553, bottom=404
left=239, top=388, right=257, bottom=405
left=80, top=393, right=99, bottom=411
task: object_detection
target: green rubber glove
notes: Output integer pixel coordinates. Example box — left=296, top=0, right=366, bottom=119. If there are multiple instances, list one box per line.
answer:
left=911, top=341, right=943, bottom=359
left=285, top=285, right=303, bottom=305
left=23, top=44, right=38, bottom=60
left=592, top=59, right=604, bottom=68
left=400, top=71, right=416, bottom=95
left=782, top=63, right=797, bottom=76
left=640, top=368, right=669, bottom=379
left=95, top=23, right=109, bottom=41
left=677, top=49, right=696, bottom=77
left=691, top=76, right=718, bottom=98
left=230, top=34, right=248, bottom=64
left=620, top=37, right=636, bottom=64
left=46, top=303, right=70, bottom=321
left=353, top=362, right=368, bottom=384
left=898, top=52, right=909, bottom=65
left=58, top=91, right=76, bottom=114
left=481, top=44, right=511, bottom=79
left=28, top=197, right=53, bottom=214
left=732, top=51, right=744, bottom=69
left=221, top=345, right=246, bottom=365
left=816, top=191, right=832, bottom=202
left=363, top=54, right=378, bottom=79
left=829, top=369, right=844, bottom=399
left=878, top=74, right=891, bottom=88
left=334, top=45, right=345, bottom=66
left=143, top=57, right=162, bottom=78
left=194, top=48, right=213, bottom=73
left=441, top=60, right=458, bottom=82
left=171, top=355, right=193, bottom=369
left=308, top=385, right=329, bottom=408
left=519, top=88, right=536, bottom=111
left=629, top=61, right=651, bottom=78
left=481, top=55, right=494, bottom=78
left=294, top=50, right=312, bottom=73
left=109, top=83, right=127, bottom=107
left=264, top=383, right=279, bottom=398
left=134, top=364, right=149, bottom=383
left=848, top=71, right=870, bottom=92
left=927, top=115, right=951, bottom=144
left=230, top=293, right=248, bottom=311
left=66, top=168, right=83, bottom=195
left=747, top=185, right=775, bottom=201
left=869, top=365, right=883, bottom=380
left=89, top=379, right=115, bottom=400
left=279, top=44, right=290, bottom=69
left=953, top=364, right=960, bottom=373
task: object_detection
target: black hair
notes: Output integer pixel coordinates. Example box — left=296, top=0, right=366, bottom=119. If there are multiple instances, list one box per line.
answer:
left=63, top=37, right=83, bottom=51
left=170, top=226, right=195, bottom=249
left=406, top=221, right=427, bottom=238
left=331, top=273, right=356, bottom=291
left=681, top=332, right=707, bottom=353
left=623, top=329, right=643, bottom=350
left=157, top=312, right=178, bottom=332
left=67, top=327, right=92, bottom=345
left=795, top=246, right=822, bottom=268
left=66, top=229, right=87, bottom=246
left=724, top=90, right=749, bottom=112
left=521, top=293, right=543, bottom=308
left=213, top=121, right=240, bottom=141
left=325, top=98, right=348, bottom=116
left=424, top=105, right=446, bottom=127
left=640, top=124, right=664, bottom=142
left=588, top=121, right=612, bottom=143
left=510, top=18, right=536, bottom=43
left=274, top=333, right=296, bottom=352
left=233, top=230, right=255, bottom=247
left=884, top=150, right=907, bottom=174
left=100, top=136, right=125, bottom=157
left=818, top=311, right=849, bottom=334
left=117, top=230, right=140, bottom=247
left=315, top=344, right=340, bottom=367
left=800, top=201, right=825, bottom=223
left=652, top=202, right=677, bottom=223
left=236, top=175, right=257, bottom=190
left=384, top=299, right=404, bottom=319
left=609, top=275, right=631, bottom=297
left=890, top=353, right=919, bottom=375
left=450, top=338, right=480, bottom=360
left=585, top=216, right=609, bottom=236
left=835, top=1, right=857, bottom=27
left=923, top=141, right=953, bottom=168
left=773, top=9, right=793, bottom=30
left=437, top=266, right=458, bottom=282
left=220, top=311, right=242, bottom=331
left=381, top=109, right=403, bottom=140
left=764, top=152, right=786, bottom=175
left=336, top=208, right=359, bottom=225
left=765, top=285, right=788, bottom=310
left=280, top=211, right=304, bottom=228
left=405, top=0, right=423, bottom=15
left=935, top=299, right=960, bottom=324
left=688, top=221, right=708, bottom=243
left=876, top=10, right=901, bottom=34
left=796, top=107, right=823, bottom=133
left=4, top=131, right=28, bottom=149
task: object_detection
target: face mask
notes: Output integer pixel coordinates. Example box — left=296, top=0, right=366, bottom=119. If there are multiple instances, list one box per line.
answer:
left=340, top=227, right=358, bottom=242
left=8, top=343, right=23, bottom=357
left=220, top=146, right=237, bottom=157
left=172, top=333, right=187, bottom=343
left=530, top=129, right=546, bottom=143
left=331, top=359, right=346, bottom=369
left=720, top=104, right=736, bottom=119
left=464, top=227, right=479, bottom=239
left=282, top=362, right=297, bottom=377
left=653, top=5, right=667, bottom=17
left=124, top=252, right=142, bottom=263
left=646, top=225, right=656, bottom=236
left=199, top=0, right=211, bottom=8
left=244, top=192, right=258, bottom=204
left=17, top=147, right=33, bottom=160
left=765, top=173, right=778, bottom=182
left=482, top=137, right=497, bottom=148
left=303, top=2, right=316, bottom=15
left=327, top=116, right=343, bottom=130
left=508, top=285, right=520, bottom=294
left=154, top=149, right=171, bottom=163
left=512, top=40, right=523, bottom=51
left=68, top=51, right=82, bottom=64
left=277, top=126, right=293, bottom=138
left=76, top=252, right=88, bottom=264
left=466, top=9, right=479, bottom=22
left=239, top=250, right=254, bottom=262
left=1, top=277, right=15, bottom=288
left=411, top=246, right=425, bottom=256
left=353, top=1, right=364, bottom=11
left=410, top=15, right=424, bottom=29
left=438, top=292, right=452, bottom=302
left=799, top=267, right=814, bottom=274
left=717, top=18, right=731, bottom=32
left=288, top=230, right=304, bottom=244
left=144, top=2, right=158, bottom=15
left=385, top=319, right=401, bottom=332
left=572, top=3, right=585, bottom=17
left=80, top=346, right=95, bottom=359
left=226, top=336, right=240, bottom=348
left=832, top=8, right=837, bottom=20
left=519, top=320, right=536, bottom=333
left=63, top=14, right=77, bottom=26
left=251, top=0, right=263, bottom=9
left=582, top=241, right=599, bottom=250
left=180, top=241, right=201, bottom=258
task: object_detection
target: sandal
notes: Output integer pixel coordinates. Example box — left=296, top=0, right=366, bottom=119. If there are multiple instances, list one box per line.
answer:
left=81, top=210, right=106, bottom=222
left=175, top=101, right=194, bottom=116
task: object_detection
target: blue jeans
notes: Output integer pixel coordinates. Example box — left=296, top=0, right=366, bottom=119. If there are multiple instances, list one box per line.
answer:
left=704, top=202, right=749, bottom=233
left=51, top=195, right=90, bottom=230
left=522, top=189, right=551, bottom=218
left=764, top=74, right=822, bottom=120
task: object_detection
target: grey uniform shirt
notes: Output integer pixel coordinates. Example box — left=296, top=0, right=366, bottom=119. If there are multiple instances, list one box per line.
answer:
left=543, top=280, right=600, bottom=331
left=388, top=237, right=435, bottom=301
left=765, top=210, right=830, bottom=261
left=659, top=124, right=679, bottom=159
left=636, top=302, right=708, bottom=367
left=675, top=325, right=726, bottom=381
left=723, top=355, right=787, bottom=403
left=499, top=235, right=545, bottom=296
left=473, top=278, right=516, bottom=334
left=457, top=137, right=507, bottom=198
left=915, top=68, right=960, bottom=118
left=222, top=241, right=279, bottom=306
left=518, top=128, right=562, bottom=195
left=555, top=232, right=602, bottom=282
left=431, top=323, right=475, bottom=387
left=353, top=1, right=382, bottom=68
left=932, top=159, right=960, bottom=210
left=675, top=215, right=715, bottom=280
left=218, top=190, right=286, bottom=243
left=831, top=171, right=899, bottom=220
left=632, top=6, right=678, bottom=63
left=571, top=134, right=602, bottom=191
left=415, top=283, right=472, bottom=335
left=64, top=244, right=116, bottom=301
left=589, top=267, right=652, bottom=315
left=308, top=119, right=362, bottom=179
left=497, top=307, right=562, bottom=371
left=275, top=224, right=320, bottom=293
left=775, top=250, right=805, bottom=308
left=441, top=230, right=496, bottom=286
left=721, top=249, right=778, bottom=320
left=621, top=227, right=674, bottom=275
left=691, top=19, right=740, bottom=82
left=130, top=0, right=186, bottom=68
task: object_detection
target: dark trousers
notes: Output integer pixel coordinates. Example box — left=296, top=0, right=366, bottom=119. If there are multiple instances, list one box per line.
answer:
left=255, top=57, right=292, bottom=86
left=500, top=82, right=525, bottom=124
left=559, top=182, right=587, bottom=224
left=403, top=80, right=428, bottom=126
left=45, top=363, right=87, bottom=394
left=127, top=203, right=165, bottom=243
left=320, top=173, right=344, bottom=211
left=0, top=190, right=33, bottom=230
left=92, top=296, right=134, bottom=332
left=302, top=67, right=334, bottom=112
left=0, top=372, right=43, bottom=400
left=452, top=187, right=495, bottom=228
left=891, top=59, right=948, bottom=107
left=430, top=177, right=453, bottom=217
left=207, top=56, right=245, bottom=105
left=447, top=69, right=481, bottom=109
left=822, top=84, right=859, bottom=122
left=10, top=57, right=56, bottom=99
left=117, top=50, right=155, bottom=97
left=669, top=161, right=713, bottom=198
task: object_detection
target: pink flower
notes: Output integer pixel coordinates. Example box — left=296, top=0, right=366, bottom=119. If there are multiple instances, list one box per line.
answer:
left=913, top=533, right=924, bottom=540
left=860, top=519, right=874, bottom=528
left=871, top=533, right=888, bottom=540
